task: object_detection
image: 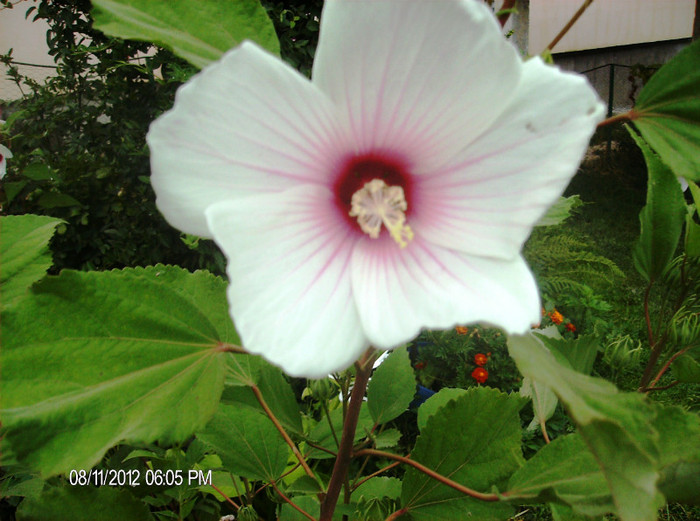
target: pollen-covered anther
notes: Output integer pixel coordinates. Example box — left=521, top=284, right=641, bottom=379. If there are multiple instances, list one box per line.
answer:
left=349, top=178, right=414, bottom=248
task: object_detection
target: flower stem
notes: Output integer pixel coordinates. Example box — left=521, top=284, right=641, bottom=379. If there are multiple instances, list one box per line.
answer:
left=319, top=349, right=376, bottom=521
left=353, top=449, right=500, bottom=502
left=544, top=0, right=595, bottom=53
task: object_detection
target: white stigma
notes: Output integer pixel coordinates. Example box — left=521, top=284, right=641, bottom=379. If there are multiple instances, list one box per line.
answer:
left=349, top=178, right=414, bottom=248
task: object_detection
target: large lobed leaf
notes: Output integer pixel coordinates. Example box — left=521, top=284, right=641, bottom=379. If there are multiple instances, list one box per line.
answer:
left=1, top=265, right=238, bottom=477
left=91, top=0, right=280, bottom=69
left=195, top=403, right=290, bottom=483
left=630, top=39, right=700, bottom=182
left=0, top=214, right=62, bottom=310
left=15, top=486, right=153, bottom=521
left=401, top=388, right=525, bottom=520
left=507, top=434, right=614, bottom=516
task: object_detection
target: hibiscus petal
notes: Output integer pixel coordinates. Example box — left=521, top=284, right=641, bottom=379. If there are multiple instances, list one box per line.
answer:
left=205, top=185, right=367, bottom=378
left=313, top=0, right=520, bottom=167
left=351, top=237, right=540, bottom=349
left=148, top=42, right=347, bottom=237
left=415, top=57, right=605, bottom=258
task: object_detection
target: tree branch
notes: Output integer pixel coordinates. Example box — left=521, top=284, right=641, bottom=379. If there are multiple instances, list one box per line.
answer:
left=544, top=0, right=595, bottom=52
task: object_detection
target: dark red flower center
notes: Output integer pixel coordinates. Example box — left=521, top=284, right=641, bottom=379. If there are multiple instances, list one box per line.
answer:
left=333, top=152, right=414, bottom=233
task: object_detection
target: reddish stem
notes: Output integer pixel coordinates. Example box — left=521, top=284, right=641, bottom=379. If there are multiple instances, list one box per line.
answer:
left=272, top=481, right=317, bottom=521
left=640, top=381, right=680, bottom=393
left=639, top=282, right=666, bottom=391
left=209, top=483, right=240, bottom=510
left=352, top=461, right=402, bottom=491
left=319, top=349, right=376, bottom=521
left=596, top=110, right=635, bottom=129
left=353, top=449, right=500, bottom=502
left=648, top=347, right=691, bottom=390
left=385, top=508, right=410, bottom=521
left=251, top=384, right=318, bottom=484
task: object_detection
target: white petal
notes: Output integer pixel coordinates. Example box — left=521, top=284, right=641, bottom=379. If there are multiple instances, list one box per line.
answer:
left=414, top=57, right=605, bottom=258
left=0, top=144, right=10, bottom=180
left=205, top=185, right=367, bottom=378
left=148, top=42, right=348, bottom=237
left=351, top=237, right=540, bottom=349
left=313, top=0, right=520, bottom=166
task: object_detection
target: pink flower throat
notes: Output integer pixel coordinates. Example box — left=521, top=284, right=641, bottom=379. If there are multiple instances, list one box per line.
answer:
left=333, top=152, right=414, bottom=235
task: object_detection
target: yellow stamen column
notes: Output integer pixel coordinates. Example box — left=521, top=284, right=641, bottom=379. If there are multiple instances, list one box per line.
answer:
left=349, top=178, right=414, bottom=247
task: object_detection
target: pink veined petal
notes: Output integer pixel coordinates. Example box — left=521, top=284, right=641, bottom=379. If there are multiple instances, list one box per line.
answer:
left=312, top=0, right=520, bottom=167
left=205, top=185, right=367, bottom=378
left=351, top=236, right=540, bottom=350
left=148, top=41, right=349, bottom=238
left=414, top=57, right=605, bottom=259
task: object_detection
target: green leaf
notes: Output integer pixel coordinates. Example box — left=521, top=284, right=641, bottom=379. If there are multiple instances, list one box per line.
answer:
left=628, top=129, right=686, bottom=282
left=401, top=388, right=525, bottom=521
left=518, top=328, right=566, bottom=431
left=520, top=375, right=558, bottom=432
left=550, top=503, right=605, bottom=521
left=278, top=495, right=320, bottom=521
left=16, top=486, right=153, bottom=521
left=507, top=434, right=613, bottom=517
left=367, top=347, right=416, bottom=425
left=536, top=195, right=582, bottom=227
left=671, top=353, right=700, bottom=383
left=21, top=161, right=54, bottom=180
left=653, top=404, right=700, bottom=505
left=1, top=267, right=234, bottom=477
left=196, top=403, right=290, bottom=482
left=0, top=214, right=62, bottom=310
left=37, top=192, right=82, bottom=209
left=374, top=428, right=402, bottom=449
left=305, top=405, right=373, bottom=460
left=91, top=0, right=280, bottom=69
left=416, top=388, right=467, bottom=433
left=508, top=332, right=665, bottom=521
left=685, top=216, right=700, bottom=258
left=541, top=334, right=599, bottom=376
left=4, top=180, right=28, bottom=204
left=354, top=477, right=402, bottom=501
left=631, top=39, right=700, bottom=182
left=221, top=361, right=303, bottom=434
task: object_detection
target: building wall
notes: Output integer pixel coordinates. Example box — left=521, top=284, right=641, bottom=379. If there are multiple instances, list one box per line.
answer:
left=500, top=0, right=695, bottom=113
left=529, top=0, right=695, bottom=54
left=0, top=3, right=55, bottom=103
